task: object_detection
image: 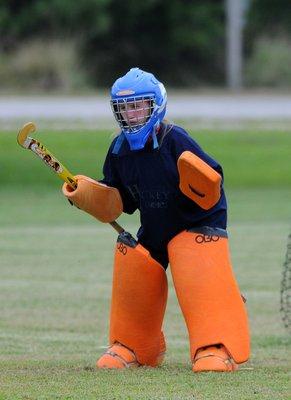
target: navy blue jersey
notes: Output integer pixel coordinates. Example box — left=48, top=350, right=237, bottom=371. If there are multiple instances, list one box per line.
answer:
left=101, top=123, right=227, bottom=267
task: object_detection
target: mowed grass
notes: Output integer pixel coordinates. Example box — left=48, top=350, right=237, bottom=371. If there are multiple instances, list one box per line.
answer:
left=1, top=128, right=291, bottom=189
left=0, top=128, right=291, bottom=399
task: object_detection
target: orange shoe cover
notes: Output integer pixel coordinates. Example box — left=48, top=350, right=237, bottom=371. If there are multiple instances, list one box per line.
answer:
left=97, top=334, right=166, bottom=370
left=105, top=233, right=168, bottom=367
left=96, top=343, right=140, bottom=369
left=193, top=345, right=238, bottom=372
left=168, top=229, right=250, bottom=365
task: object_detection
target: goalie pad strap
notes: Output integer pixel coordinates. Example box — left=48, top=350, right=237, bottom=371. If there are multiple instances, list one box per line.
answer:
left=177, top=151, right=221, bottom=210
left=187, top=226, right=228, bottom=238
left=62, top=174, right=123, bottom=223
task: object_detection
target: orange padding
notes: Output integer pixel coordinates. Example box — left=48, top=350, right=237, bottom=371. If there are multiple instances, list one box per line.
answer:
left=109, top=241, right=168, bottom=366
left=62, top=175, right=123, bottom=222
left=168, top=230, right=250, bottom=364
left=177, top=151, right=221, bottom=209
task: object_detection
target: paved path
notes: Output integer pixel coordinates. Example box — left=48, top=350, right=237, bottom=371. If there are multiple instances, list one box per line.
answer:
left=1, top=93, right=291, bottom=129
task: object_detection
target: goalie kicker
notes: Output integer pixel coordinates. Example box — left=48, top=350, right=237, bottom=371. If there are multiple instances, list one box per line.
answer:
left=61, top=67, right=250, bottom=372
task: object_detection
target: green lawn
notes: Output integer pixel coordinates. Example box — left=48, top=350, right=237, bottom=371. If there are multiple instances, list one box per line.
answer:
left=0, top=129, right=290, bottom=399
left=1, top=128, right=291, bottom=188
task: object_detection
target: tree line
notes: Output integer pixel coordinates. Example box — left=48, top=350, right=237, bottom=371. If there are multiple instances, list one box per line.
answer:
left=0, top=0, right=290, bottom=87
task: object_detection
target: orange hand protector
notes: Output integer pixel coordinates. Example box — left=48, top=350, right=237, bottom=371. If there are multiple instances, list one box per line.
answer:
left=62, top=175, right=123, bottom=223
left=168, top=230, right=250, bottom=364
left=177, top=151, right=221, bottom=209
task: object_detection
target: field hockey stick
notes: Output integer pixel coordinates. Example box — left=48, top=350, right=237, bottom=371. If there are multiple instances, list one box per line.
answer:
left=17, top=122, right=124, bottom=235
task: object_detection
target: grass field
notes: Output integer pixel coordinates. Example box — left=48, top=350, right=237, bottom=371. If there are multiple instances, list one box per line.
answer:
left=1, top=128, right=290, bottom=399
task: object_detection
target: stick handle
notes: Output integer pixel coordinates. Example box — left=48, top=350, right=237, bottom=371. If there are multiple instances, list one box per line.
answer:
left=17, top=123, right=125, bottom=235
left=109, top=220, right=125, bottom=234
left=29, top=139, right=78, bottom=190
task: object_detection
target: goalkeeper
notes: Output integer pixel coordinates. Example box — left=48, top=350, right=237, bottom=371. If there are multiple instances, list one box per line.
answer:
left=62, top=67, right=250, bottom=372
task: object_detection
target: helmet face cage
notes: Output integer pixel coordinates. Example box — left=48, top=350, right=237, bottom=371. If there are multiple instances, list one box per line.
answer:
left=111, top=95, right=155, bottom=134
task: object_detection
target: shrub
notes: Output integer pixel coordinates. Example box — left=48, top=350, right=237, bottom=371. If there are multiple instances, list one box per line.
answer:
left=0, top=38, right=88, bottom=92
left=245, top=36, right=291, bottom=88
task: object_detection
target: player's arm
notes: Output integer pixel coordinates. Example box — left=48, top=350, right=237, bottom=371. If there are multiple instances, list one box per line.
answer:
left=62, top=174, right=123, bottom=223
left=177, top=150, right=222, bottom=210
left=62, top=143, right=125, bottom=223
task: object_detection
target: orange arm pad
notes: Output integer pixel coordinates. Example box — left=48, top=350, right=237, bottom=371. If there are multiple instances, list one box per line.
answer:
left=62, top=175, right=123, bottom=223
left=177, top=151, right=221, bottom=210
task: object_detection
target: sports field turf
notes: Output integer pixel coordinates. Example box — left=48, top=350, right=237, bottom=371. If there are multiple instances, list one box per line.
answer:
left=1, top=128, right=290, bottom=399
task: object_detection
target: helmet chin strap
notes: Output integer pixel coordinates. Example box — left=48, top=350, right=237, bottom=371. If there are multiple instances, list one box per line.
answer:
left=112, top=122, right=161, bottom=154
left=151, top=121, right=160, bottom=150
left=112, top=131, right=125, bottom=154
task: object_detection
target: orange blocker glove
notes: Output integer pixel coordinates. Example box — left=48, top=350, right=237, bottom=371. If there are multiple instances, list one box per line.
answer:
left=177, top=151, right=222, bottom=210
left=62, top=175, right=123, bottom=223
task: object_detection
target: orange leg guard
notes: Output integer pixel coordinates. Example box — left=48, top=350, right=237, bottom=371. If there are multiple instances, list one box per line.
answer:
left=168, top=230, right=250, bottom=369
left=97, top=234, right=168, bottom=368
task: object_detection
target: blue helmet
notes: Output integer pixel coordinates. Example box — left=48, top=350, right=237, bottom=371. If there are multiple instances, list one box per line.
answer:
left=110, top=67, right=167, bottom=151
